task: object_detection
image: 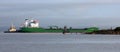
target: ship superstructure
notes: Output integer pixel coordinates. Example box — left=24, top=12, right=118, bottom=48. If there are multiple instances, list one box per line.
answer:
left=9, top=24, right=16, bottom=32
left=22, top=19, right=39, bottom=28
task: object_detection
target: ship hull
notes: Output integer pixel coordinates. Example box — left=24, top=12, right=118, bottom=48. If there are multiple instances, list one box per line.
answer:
left=20, top=27, right=63, bottom=33
left=19, top=27, right=98, bottom=33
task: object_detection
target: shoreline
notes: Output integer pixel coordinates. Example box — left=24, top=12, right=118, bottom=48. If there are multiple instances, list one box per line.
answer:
left=86, top=30, right=120, bottom=35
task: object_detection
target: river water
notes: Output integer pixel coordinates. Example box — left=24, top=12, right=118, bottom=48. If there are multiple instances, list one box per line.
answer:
left=0, top=33, right=120, bottom=52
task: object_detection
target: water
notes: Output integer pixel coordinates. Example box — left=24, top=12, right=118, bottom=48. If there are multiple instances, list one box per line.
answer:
left=0, top=33, right=120, bottom=52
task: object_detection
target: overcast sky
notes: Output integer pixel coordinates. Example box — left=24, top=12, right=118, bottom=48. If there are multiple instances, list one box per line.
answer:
left=1, top=0, right=120, bottom=29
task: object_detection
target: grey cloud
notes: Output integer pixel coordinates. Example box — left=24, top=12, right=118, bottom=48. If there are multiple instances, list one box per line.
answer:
left=1, top=0, right=120, bottom=29
left=0, top=3, right=93, bottom=17
left=1, top=0, right=120, bottom=3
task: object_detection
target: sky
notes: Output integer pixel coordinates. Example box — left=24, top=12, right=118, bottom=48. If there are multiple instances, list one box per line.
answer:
left=1, top=0, right=120, bottom=31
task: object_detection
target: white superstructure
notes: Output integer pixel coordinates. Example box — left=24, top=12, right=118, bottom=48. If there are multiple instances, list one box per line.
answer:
left=9, top=24, right=16, bottom=32
left=24, top=19, right=29, bottom=27
left=23, top=19, right=39, bottom=28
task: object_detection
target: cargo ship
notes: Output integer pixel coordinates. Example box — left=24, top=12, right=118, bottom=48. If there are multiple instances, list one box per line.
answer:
left=5, top=18, right=99, bottom=33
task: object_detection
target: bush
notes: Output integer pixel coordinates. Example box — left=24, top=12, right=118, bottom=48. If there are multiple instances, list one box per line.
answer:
left=114, top=27, right=120, bottom=31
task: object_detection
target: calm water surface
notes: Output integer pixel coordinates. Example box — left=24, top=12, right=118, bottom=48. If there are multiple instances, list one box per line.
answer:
left=0, top=33, right=120, bottom=52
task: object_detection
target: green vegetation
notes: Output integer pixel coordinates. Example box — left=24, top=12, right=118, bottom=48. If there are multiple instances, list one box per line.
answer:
left=114, top=27, right=120, bottom=31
